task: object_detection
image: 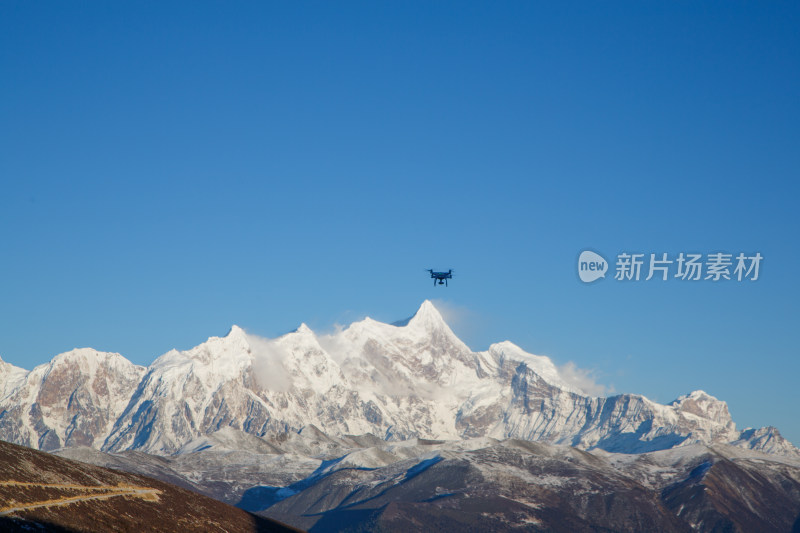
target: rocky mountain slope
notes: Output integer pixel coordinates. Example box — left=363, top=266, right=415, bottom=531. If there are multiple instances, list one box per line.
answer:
left=0, top=438, right=301, bottom=532
left=54, top=426, right=800, bottom=532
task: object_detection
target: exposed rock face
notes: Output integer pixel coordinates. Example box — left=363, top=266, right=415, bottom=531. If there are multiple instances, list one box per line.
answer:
left=0, top=349, right=145, bottom=451
left=1, top=301, right=797, bottom=459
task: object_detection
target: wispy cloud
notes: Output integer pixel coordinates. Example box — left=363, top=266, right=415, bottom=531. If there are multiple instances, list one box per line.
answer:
left=556, top=361, right=613, bottom=396
left=245, top=332, right=292, bottom=392
left=429, top=299, right=484, bottom=344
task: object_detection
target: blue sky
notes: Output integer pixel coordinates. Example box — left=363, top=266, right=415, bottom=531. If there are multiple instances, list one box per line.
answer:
left=2, top=2, right=799, bottom=444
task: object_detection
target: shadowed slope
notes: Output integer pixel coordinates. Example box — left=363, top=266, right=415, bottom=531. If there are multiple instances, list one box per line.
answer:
left=0, top=439, right=303, bottom=533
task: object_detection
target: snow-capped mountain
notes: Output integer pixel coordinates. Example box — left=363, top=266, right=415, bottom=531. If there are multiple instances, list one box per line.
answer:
left=0, top=349, right=145, bottom=450
left=1, top=301, right=796, bottom=458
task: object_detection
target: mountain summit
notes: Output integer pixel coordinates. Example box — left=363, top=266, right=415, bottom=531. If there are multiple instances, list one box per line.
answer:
left=392, top=299, right=448, bottom=328
left=0, top=301, right=796, bottom=458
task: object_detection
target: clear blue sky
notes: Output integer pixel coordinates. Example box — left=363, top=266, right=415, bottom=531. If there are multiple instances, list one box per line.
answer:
left=2, top=2, right=799, bottom=444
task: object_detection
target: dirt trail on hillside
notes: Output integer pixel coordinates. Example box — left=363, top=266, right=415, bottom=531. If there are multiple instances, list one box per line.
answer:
left=0, top=481, right=161, bottom=516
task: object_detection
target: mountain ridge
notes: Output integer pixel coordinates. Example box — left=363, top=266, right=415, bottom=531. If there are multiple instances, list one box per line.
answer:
left=0, top=301, right=796, bottom=459
left=53, top=428, right=800, bottom=533
left=0, top=438, right=301, bottom=532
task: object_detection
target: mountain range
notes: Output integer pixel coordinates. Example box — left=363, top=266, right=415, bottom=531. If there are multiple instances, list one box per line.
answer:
left=0, top=301, right=795, bottom=458
left=51, top=425, right=800, bottom=532
left=3, top=301, right=800, bottom=531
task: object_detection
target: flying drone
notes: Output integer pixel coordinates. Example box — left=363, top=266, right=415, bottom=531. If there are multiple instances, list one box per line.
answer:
left=427, top=269, right=453, bottom=286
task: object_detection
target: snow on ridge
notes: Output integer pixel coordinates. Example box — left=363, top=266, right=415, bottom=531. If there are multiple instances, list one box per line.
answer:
left=486, top=341, right=581, bottom=394
left=148, top=325, right=253, bottom=383
left=672, top=389, right=715, bottom=403
left=669, top=390, right=734, bottom=425
left=0, top=357, right=29, bottom=399
left=49, top=348, right=144, bottom=373
left=1, top=301, right=795, bottom=459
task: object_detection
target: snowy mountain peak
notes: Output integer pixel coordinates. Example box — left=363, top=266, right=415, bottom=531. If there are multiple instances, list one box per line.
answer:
left=52, top=347, right=114, bottom=362
left=417, top=298, right=440, bottom=314
left=214, top=325, right=250, bottom=350
left=404, top=300, right=448, bottom=329
left=0, top=347, right=145, bottom=451
left=675, top=389, right=712, bottom=400
left=669, top=390, right=734, bottom=429
left=226, top=325, right=247, bottom=338
left=193, top=326, right=251, bottom=358
left=276, top=323, right=323, bottom=352
left=47, top=349, right=141, bottom=378
left=293, top=323, right=313, bottom=335
left=41, top=348, right=145, bottom=390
